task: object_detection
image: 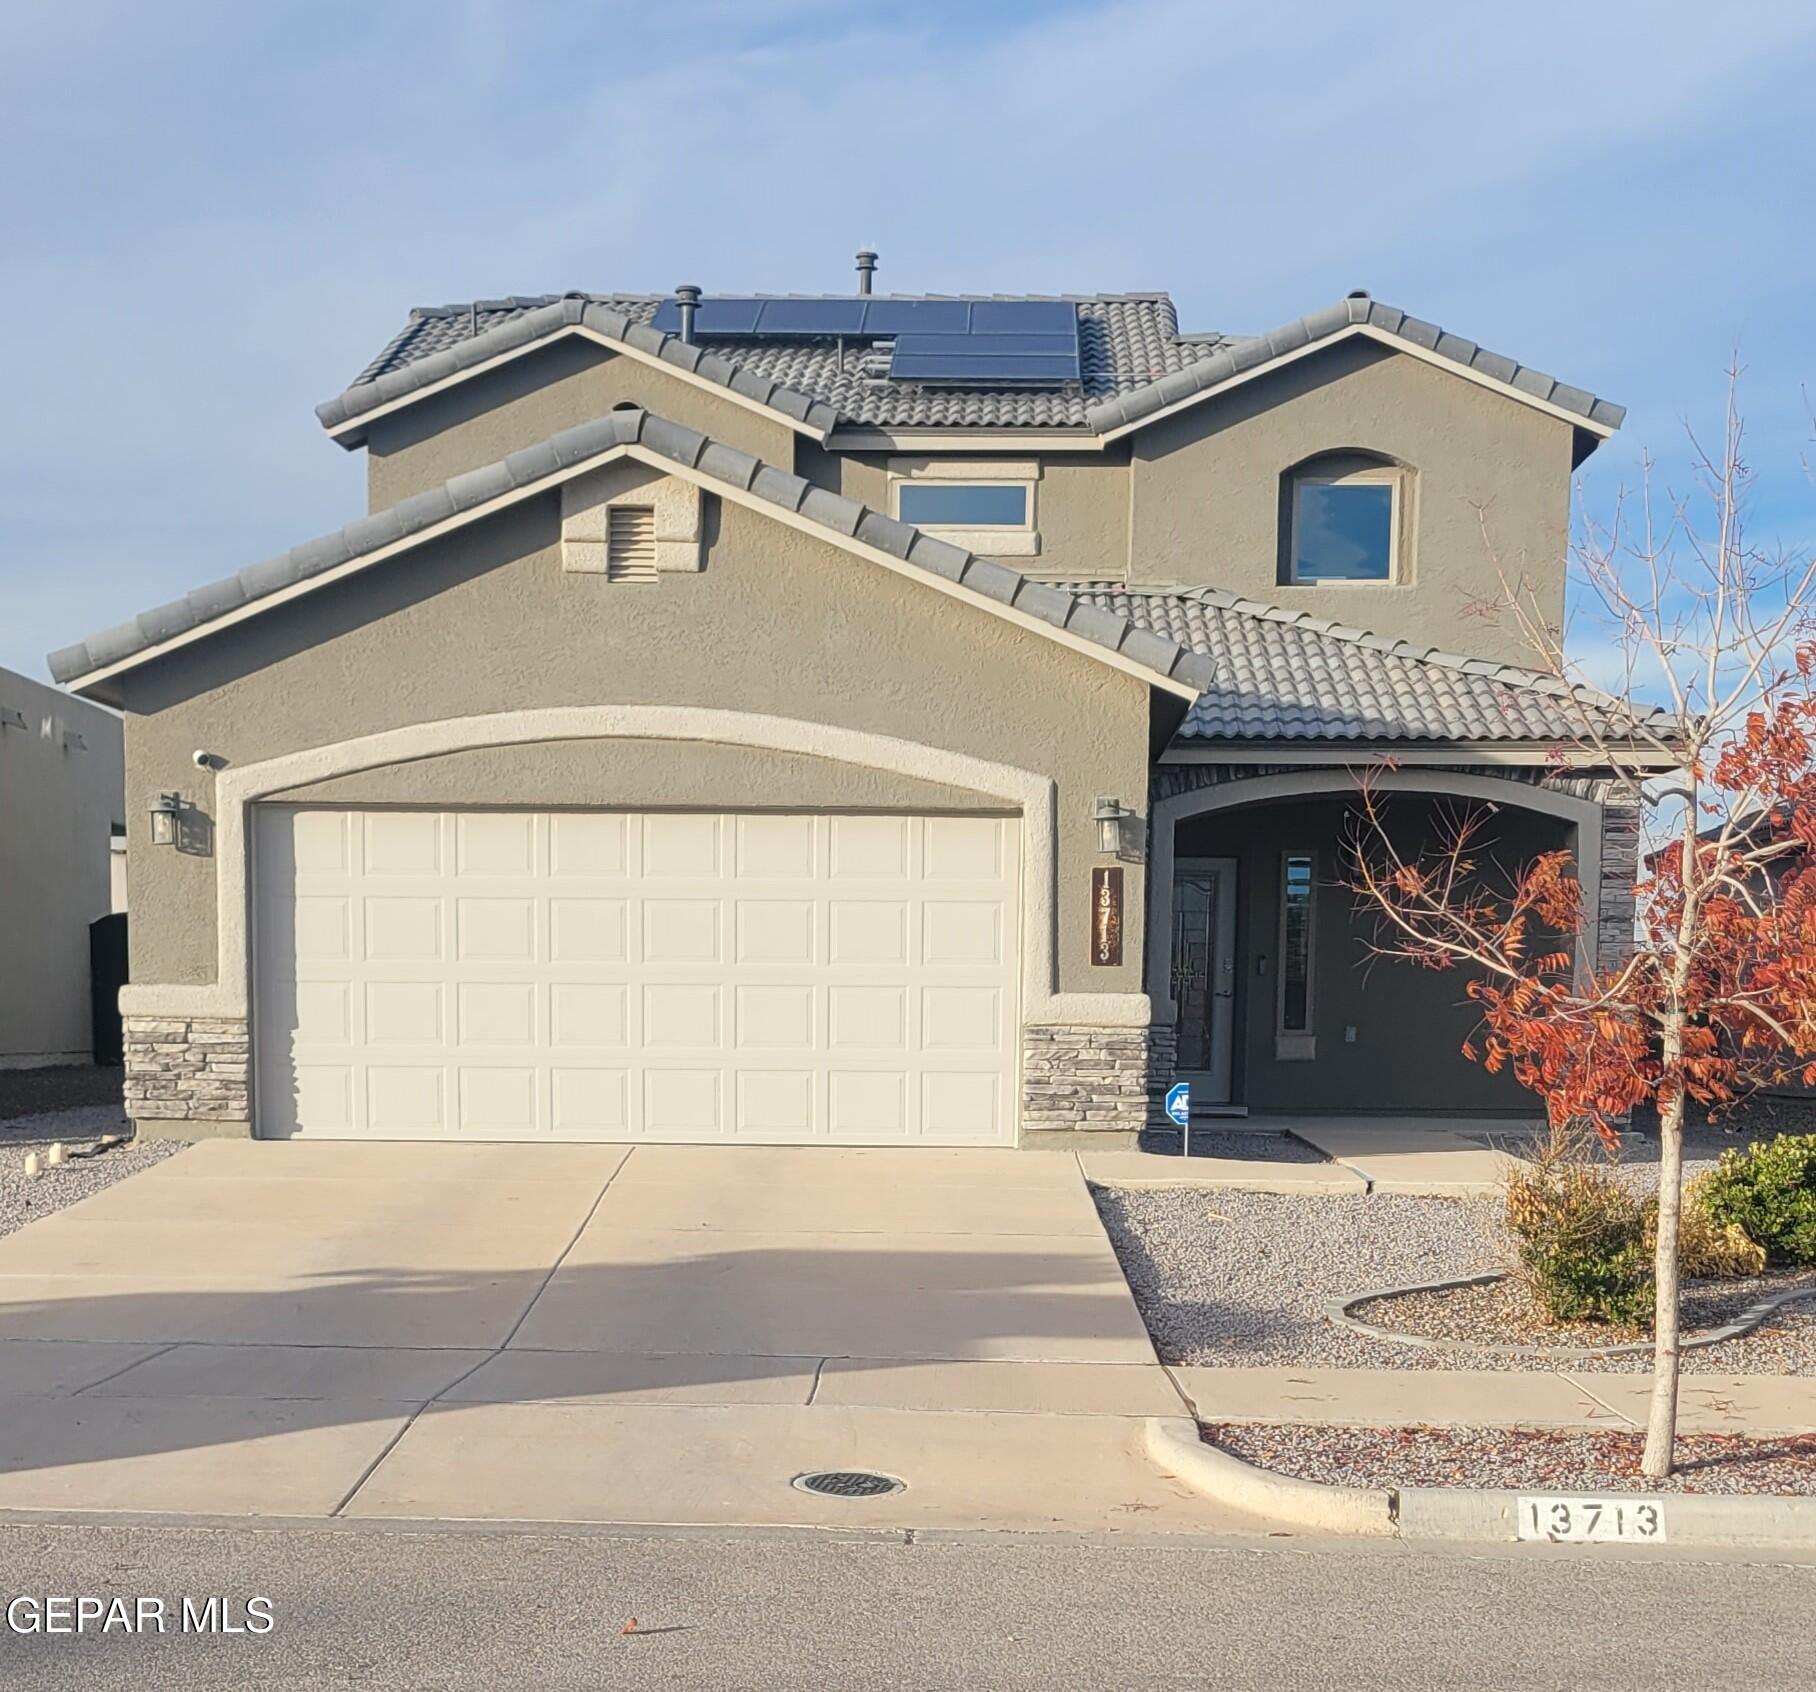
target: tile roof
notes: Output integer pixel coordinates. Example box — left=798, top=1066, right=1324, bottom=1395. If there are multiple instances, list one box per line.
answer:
left=325, top=293, right=1234, bottom=436
left=316, top=297, right=843, bottom=440
left=1086, top=294, right=1625, bottom=435
left=327, top=289, right=1624, bottom=440
left=1058, top=584, right=1667, bottom=745
left=49, top=412, right=1217, bottom=699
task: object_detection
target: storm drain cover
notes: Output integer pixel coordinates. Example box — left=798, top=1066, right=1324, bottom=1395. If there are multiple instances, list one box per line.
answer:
left=791, top=1469, right=905, bottom=1499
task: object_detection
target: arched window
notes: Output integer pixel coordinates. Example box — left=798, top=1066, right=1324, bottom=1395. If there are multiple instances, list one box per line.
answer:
left=1280, top=451, right=1409, bottom=585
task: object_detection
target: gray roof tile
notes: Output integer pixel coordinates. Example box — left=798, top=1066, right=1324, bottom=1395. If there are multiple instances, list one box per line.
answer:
left=1053, top=583, right=1668, bottom=745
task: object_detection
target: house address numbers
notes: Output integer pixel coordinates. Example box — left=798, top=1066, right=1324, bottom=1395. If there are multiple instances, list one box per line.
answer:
left=1091, top=866, right=1123, bottom=967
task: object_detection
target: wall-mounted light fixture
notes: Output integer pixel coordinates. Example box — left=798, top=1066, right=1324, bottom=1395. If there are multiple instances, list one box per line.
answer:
left=1093, top=796, right=1136, bottom=857
left=0, top=706, right=26, bottom=733
left=149, top=792, right=182, bottom=848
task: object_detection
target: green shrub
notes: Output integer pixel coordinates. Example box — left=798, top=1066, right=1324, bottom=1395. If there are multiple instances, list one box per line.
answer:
left=1673, top=1186, right=1768, bottom=1278
left=1696, top=1132, right=1816, bottom=1268
left=1505, top=1157, right=1654, bottom=1327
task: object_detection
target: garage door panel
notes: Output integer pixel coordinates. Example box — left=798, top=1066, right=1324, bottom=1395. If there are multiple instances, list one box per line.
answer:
left=256, top=808, right=1018, bottom=1145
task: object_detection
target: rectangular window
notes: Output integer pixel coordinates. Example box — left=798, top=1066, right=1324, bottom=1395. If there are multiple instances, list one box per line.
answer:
left=1290, top=479, right=1395, bottom=582
left=1279, top=854, right=1314, bottom=1035
left=896, top=482, right=1030, bottom=528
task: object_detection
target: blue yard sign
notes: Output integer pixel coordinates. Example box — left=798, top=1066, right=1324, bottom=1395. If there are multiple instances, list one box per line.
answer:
left=1164, top=1083, right=1191, bottom=1128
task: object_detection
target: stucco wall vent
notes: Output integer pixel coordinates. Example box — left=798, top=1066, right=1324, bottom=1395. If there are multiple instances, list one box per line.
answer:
left=606, top=506, right=658, bottom=583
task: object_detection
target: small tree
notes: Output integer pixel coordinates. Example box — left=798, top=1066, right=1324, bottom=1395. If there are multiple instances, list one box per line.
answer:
left=1348, top=370, right=1816, bottom=1476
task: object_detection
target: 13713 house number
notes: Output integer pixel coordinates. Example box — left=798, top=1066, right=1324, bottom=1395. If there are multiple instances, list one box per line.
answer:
left=1516, top=1496, right=1666, bottom=1543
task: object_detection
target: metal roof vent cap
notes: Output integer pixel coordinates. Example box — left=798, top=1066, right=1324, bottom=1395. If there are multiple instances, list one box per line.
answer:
left=1346, top=288, right=1371, bottom=300
left=673, top=283, right=702, bottom=343
left=855, top=249, right=878, bottom=295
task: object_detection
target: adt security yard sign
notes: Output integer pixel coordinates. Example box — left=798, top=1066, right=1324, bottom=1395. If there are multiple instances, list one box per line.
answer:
left=1165, top=1082, right=1192, bottom=1158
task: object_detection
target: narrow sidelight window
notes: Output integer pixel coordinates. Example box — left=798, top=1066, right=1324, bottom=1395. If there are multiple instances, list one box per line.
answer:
left=1279, top=853, right=1315, bottom=1034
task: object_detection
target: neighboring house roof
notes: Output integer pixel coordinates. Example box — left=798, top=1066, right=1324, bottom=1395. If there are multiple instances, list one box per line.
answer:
left=1060, top=584, right=1670, bottom=747
left=48, top=411, right=1213, bottom=702
left=325, top=290, right=1622, bottom=442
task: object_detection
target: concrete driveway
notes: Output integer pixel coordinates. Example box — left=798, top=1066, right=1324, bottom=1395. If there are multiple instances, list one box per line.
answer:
left=0, top=1141, right=1229, bottom=1533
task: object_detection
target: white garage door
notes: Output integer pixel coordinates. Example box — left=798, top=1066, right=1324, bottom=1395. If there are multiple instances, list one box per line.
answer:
left=253, top=808, right=1020, bottom=1144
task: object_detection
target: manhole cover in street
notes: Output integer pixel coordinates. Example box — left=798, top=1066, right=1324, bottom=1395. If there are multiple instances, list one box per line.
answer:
left=791, top=1469, right=905, bottom=1499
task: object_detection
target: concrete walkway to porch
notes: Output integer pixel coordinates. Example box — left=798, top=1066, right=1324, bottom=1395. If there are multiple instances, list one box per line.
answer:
left=1084, top=1116, right=1538, bottom=1198
left=0, top=1140, right=1249, bottom=1535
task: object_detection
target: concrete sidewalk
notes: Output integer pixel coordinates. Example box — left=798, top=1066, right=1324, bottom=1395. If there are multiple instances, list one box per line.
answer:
left=1173, top=1365, right=1816, bottom=1436
left=1085, top=1116, right=1535, bottom=1198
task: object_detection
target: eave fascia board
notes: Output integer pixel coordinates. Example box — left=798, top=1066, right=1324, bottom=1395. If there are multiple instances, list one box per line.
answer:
left=61, top=443, right=1197, bottom=705
left=825, top=428, right=1107, bottom=454
left=1160, top=739, right=1678, bottom=769
left=1094, top=324, right=1621, bottom=447
left=323, top=324, right=833, bottom=449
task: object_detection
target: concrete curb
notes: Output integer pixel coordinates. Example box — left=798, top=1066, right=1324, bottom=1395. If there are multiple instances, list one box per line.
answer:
left=1143, top=1418, right=1396, bottom=1537
left=1330, top=1272, right=1816, bottom=1361
left=1150, top=1418, right=1816, bottom=1551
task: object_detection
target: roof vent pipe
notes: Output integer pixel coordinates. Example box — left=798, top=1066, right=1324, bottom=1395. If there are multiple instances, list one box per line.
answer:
left=855, top=250, right=877, bottom=295
left=674, top=283, right=702, bottom=343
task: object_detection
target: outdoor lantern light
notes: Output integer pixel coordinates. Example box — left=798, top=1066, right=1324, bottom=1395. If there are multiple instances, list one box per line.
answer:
left=1093, top=796, right=1135, bottom=856
left=149, top=792, right=181, bottom=848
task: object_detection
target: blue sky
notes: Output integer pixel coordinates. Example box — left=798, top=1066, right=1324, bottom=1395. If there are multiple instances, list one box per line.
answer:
left=2, top=0, right=1813, bottom=681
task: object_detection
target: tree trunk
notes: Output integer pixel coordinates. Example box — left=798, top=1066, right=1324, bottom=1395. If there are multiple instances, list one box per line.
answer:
left=1642, top=1061, right=1686, bottom=1479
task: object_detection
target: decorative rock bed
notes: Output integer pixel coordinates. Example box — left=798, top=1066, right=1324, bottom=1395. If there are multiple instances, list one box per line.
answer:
left=1201, top=1421, right=1816, bottom=1497
left=1333, top=1270, right=1816, bottom=1360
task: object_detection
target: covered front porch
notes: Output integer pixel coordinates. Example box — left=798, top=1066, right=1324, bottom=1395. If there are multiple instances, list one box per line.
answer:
left=1144, top=768, right=1611, bottom=1120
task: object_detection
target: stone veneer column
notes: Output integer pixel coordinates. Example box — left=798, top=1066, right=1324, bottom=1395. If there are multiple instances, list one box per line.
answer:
left=1020, top=1023, right=1169, bottom=1149
left=123, top=1016, right=252, bottom=1138
left=1595, top=787, right=1642, bottom=974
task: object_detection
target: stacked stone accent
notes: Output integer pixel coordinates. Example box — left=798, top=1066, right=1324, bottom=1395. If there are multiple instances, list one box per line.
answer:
left=1595, top=788, right=1642, bottom=974
left=124, top=1016, right=250, bottom=1126
left=1021, top=1023, right=1166, bottom=1142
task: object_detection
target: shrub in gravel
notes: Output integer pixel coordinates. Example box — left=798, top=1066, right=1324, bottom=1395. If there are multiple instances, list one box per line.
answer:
left=1669, top=1183, right=1768, bottom=1278
left=1696, top=1132, right=1816, bottom=1267
left=1505, top=1157, right=1653, bottom=1327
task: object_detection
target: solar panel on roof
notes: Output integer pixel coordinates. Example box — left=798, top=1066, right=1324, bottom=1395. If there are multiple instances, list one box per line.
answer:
left=647, top=294, right=1082, bottom=384
left=969, top=300, right=1077, bottom=335
left=855, top=299, right=973, bottom=335
left=756, top=299, right=868, bottom=335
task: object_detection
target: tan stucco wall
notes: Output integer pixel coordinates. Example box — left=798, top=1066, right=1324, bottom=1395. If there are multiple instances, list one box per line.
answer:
left=362, top=337, right=799, bottom=512
left=1176, top=794, right=1565, bottom=1113
left=1128, top=341, right=1574, bottom=665
left=115, top=484, right=1152, bottom=996
left=0, top=668, right=123, bottom=1065
left=269, top=739, right=1004, bottom=812
left=802, top=446, right=1132, bottom=581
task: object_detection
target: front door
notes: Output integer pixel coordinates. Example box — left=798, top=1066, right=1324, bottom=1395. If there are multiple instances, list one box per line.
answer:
left=1170, top=858, right=1238, bottom=1106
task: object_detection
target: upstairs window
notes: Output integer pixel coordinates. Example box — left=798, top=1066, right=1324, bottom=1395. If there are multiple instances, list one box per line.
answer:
left=1283, top=453, right=1407, bottom=585
left=896, top=482, right=1029, bottom=528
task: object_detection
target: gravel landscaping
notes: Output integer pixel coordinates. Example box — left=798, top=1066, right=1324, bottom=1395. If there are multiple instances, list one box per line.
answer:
left=0, top=1064, right=123, bottom=1122
left=1094, top=1185, right=1816, bottom=1374
left=1201, top=1421, right=1816, bottom=1496
left=1353, top=1269, right=1816, bottom=1358
left=0, top=1105, right=187, bottom=1241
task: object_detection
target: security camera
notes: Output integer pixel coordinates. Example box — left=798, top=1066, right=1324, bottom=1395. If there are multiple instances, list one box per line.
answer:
left=192, top=749, right=220, bottom=770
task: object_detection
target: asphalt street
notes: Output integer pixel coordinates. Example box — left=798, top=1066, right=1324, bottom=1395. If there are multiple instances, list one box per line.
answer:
left=0, top=1517, right=1811, bottom=1690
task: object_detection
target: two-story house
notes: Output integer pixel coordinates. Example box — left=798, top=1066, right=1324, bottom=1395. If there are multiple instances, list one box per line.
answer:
left=51, top=259, right=1659, bottom=1146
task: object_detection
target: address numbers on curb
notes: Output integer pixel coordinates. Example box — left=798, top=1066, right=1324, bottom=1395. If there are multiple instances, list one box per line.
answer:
left=1517, top=1497, right=1666, bottom=1543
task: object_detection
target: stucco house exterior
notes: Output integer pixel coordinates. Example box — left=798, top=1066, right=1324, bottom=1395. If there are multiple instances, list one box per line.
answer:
left=50, top=267, right=1663, bottom=1145
left=0, top=665, right=124, bottom=1069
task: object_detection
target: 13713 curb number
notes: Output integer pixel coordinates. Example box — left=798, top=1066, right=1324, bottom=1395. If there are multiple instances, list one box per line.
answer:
left=1517, top=1496, right=1666, bottom=1543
